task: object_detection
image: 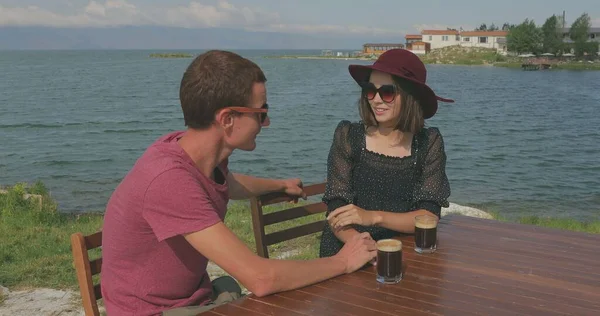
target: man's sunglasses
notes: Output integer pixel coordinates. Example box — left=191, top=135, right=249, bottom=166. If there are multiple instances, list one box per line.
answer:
left=228, top=103, right=269, bottom=124
left=361, top=83, right=397, bottom=103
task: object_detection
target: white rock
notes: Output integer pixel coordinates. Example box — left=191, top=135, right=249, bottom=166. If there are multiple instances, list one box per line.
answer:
left=0, top=286, right=8, bottom=296
left=442, top=202, right=493, bottom=219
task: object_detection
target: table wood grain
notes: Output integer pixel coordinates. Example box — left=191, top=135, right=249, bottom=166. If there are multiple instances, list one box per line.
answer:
left=204, top=214, right=600, bottom=315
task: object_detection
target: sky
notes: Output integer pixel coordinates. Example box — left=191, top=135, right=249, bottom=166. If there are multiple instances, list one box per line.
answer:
left=1, top=0, right=599, bottom=37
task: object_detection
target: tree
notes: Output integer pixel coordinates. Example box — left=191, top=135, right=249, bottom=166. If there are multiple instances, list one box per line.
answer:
left=556, top=15, right=566, bottom=29
left=541, top=15, right=564, bottom=55
left=488, top=23, right=499, bottom=31
left=506, top=19, right=542, bottom=54
left=476, top=23, right=487, bottom=31
left=569, top=13, right=591, bottom=57
left=502, top=23, right=517, bottom=31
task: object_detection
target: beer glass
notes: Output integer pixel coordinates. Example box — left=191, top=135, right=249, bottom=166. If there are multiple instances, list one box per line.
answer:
left=376, top=239, right=403, bottom=284
left=414, top=214, right=438, bottom=253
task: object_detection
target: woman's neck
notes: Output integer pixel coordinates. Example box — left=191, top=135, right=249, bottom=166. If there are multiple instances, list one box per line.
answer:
left=367, top=125, right=413, bottom=148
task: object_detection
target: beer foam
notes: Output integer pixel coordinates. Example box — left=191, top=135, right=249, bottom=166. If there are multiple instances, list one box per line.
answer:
left=377, top=239, right=402, bottom=252
left=415, top=220, right=437, bottom=229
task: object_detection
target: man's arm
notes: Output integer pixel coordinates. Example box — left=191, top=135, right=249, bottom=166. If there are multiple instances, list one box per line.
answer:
left=184, top=222, right=375, bottom=297
left=226, top=173, right=305, bottom=200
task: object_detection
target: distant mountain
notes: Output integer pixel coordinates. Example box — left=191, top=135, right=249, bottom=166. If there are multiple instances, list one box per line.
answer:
left=0, top=26, right=406, bottom=50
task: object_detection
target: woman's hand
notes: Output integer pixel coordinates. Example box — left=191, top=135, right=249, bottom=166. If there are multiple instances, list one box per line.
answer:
left=327, top=204, right=378, bottom=229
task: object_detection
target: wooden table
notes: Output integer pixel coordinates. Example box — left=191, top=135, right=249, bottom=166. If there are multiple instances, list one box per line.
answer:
left=203, top=214, right=600, bottom=315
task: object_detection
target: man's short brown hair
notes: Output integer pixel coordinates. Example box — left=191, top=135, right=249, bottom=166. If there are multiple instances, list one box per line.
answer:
left=179, top=50, right=267, bottom=129
left=358, top=75, right=424, bottom=134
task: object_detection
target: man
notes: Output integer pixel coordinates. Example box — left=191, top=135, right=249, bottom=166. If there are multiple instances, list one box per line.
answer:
left=101, top=50, right=377, bottom=316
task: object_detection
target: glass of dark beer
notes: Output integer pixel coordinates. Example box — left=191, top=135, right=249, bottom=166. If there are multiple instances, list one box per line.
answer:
left=414, top=215, right=438, bottom=254
left=376, top=239, right=403, bottom=284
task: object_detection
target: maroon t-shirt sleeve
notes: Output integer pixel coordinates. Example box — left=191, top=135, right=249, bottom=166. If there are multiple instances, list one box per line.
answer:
left=142, top=167, right=222, bottom=242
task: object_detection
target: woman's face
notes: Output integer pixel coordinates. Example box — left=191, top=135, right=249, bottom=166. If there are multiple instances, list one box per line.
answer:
left=365, top=70, right=402, bottom=127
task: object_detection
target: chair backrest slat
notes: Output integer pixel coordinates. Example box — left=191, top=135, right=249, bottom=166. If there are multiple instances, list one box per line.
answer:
left=259, top=183, right=326, bottom=206
left=93, top=284, right=102, bottom=302
left=250, top=182, right=327, bottom=258
left=264, top=220, right=327, bottom=246
left=85, top=232, right=103, bottom=249
left=89, top=258, right=103, bottom=276
left=263, top=202, right=327, bottom=225
left=71, top=231, right=103, bottom=316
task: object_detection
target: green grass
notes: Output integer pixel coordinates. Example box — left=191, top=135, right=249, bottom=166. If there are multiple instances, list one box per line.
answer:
left=0, top=182, right=322, bottom=290
left=489, top=211, right=600, bottom=234
left=494, top=61, right=600, bottom=70
left=415, top=46, right=600, bottom=70
left=225, top=201, right=322, bottom=260
left=419, top=46, right=502, bottom=65
left=149, top=53, right=194, bottom=58
left=551, top=63, right=600, bottom=70
left=493, top=62, right=523, bottom=69
left=0, top=182, right=104, bottom=290
left=1, top=181, right=599, bottom=292
left=264, top=55, right=371, bottom=60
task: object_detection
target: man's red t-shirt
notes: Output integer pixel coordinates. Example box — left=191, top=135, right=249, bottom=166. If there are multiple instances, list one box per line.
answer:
left=101, top=131, right=229, bottom=316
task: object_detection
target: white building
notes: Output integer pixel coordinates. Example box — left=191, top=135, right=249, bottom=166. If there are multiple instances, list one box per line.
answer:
left=589, top=27, right=600, bottom=43
left=421, top=30, right=460, bottom=50
left=459, top=31, right=508, bottom=50
left=418, top=27, right=599, bottom=54
left=560, top=27, right=600, bottom=44
left=419, top=29, right=508, bottom=52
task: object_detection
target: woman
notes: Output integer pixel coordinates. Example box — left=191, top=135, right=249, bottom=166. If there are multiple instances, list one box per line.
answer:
left=319, top=49, right=453, bottom=258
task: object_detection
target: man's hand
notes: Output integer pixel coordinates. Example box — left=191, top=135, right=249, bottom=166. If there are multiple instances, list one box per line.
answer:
left=335, top=232, right=377, bottom=274
left=227, top=174, right=308, bottom=201
left=327, top=204, right=377, bottom=229
left=281, top=178, right=307, bottom=202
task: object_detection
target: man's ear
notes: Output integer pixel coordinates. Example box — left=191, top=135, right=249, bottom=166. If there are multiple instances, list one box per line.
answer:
left=215, top=108, right=234, bottom=129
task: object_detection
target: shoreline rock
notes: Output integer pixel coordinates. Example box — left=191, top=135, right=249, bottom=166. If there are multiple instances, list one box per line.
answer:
left=442, top=202, right=493, bottom=219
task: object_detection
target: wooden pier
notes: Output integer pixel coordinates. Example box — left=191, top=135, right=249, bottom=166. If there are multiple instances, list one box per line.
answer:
left=521, top=63, right=551, bottom=71
left=521, top=57, right=555, bottom=71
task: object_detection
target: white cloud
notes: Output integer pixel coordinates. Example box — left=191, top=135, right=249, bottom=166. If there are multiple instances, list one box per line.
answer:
left=262, top=23, right=405, bottom=36
left=0, top=1, right=148, bottom=27
left=0, top=0, right=403, bottom=36
left=0, top=5, right=85, bottom=27
left=162, top=0, right=280, bottom=29
left=414, top=17, right=599, bottom=31
left=105, top=0, right=136, bottom=11
left=413, top=23, right=475, bottom=32
left=84, top=1, right=106, bottom=17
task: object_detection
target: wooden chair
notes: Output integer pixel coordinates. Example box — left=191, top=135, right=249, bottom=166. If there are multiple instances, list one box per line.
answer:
left=250, top=182, right=327, bottom=258
left=70, top=231, right=103, bottom=316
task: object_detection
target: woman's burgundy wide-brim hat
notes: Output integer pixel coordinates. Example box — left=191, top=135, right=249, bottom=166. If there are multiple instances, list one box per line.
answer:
left=348, top=49, right=454, bottom=119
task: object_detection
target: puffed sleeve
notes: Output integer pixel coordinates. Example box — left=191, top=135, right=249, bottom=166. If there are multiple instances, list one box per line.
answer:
left=322, top=120, right=355, bottom=214
left=414, top=127, right=451, bottom=218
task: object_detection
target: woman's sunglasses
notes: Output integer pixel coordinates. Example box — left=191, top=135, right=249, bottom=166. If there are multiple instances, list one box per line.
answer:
left=228, top=103, right=269, bottom=124
left=362, top=82, right=397, bottom=103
